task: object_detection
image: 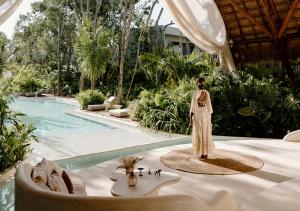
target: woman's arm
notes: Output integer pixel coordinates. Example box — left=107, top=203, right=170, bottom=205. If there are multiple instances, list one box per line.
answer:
left=206, top=91, right=213, bottom=114
left=189, top=112, right=194, bottom=126
left=189, top=92, right=195, bottom=126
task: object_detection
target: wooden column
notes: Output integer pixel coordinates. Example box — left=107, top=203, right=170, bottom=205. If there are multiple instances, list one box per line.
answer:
left=277, top=0, right=299, bottom=80
left=274, top=39, right=295, bottom=81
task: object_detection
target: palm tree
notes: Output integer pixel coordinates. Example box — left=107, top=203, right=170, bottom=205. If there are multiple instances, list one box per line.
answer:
left=77, top=18, right=111, bottom=89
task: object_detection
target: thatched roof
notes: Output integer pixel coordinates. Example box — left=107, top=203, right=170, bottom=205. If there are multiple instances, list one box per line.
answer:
left=215, top=0, right=300, bottom=66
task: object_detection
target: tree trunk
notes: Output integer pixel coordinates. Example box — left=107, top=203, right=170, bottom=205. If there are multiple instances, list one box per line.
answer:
left=116, top=0, right=135, bottom=104
left=56, top=12, right=65, bottom=96
left=57, top=35, right=62, bottom=96
left=93, top=0, right=103, bottom=29
left=179, top=32, right=183, bottom=55
left=126, top=0, right=158, bottom=101
left=155, top=8, right=163, bottom=26
left=80, top=74, right=85, bottom=92
left=125, top=39, right=140, bottom=101
left=91, top=79, right=96, bottom=90
left=57, top=63, right=62, bottom=96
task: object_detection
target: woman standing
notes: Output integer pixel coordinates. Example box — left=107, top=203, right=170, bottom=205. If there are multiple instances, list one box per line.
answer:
left=189, top=78, right=214, bottom=159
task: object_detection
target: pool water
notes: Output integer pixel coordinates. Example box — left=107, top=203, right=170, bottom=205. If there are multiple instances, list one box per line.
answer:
left=10, top=98, right=110, bottom=139
left=1, top=97, right=191, bottom=210
left=0, top=136, right=191, bottom=211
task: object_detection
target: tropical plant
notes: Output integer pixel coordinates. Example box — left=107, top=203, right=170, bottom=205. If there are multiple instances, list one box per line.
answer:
left=131, top=79, right=195, bottom=134
left=0, top=32, right=8, bottom=75
left=77, top=18, right=111, bottom=89
left=206, top=71, right=282, bottom=137
left=11, top=65, right=42, bottom=94
left=76, top=89, right=105, bottom=109
left=131, top=69, right=300, bottom=138
left=0, top=81, right=37, bottom=172
left=243, top=63, right=281, bottom=80
left=138, top=49, right=216, bottom=88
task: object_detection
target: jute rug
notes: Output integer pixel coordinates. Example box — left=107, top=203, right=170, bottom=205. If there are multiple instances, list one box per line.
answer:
left=160, top=148, right=264, bottom=175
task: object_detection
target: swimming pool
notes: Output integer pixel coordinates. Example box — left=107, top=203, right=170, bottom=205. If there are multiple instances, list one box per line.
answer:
left=10, top=97, right=111, bottom=138
left=0, top=136, right=191, bottom=211
left=1, top=97, right=191, bottom=210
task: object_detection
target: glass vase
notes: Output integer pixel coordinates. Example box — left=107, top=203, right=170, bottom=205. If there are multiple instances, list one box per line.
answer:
left=127, top=172, right=138, bottom=187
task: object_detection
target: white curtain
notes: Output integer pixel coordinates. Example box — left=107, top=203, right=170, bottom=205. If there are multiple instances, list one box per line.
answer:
left=0, top=0, right=23, bottom=25
left=159, top=0, right=236, bottom=71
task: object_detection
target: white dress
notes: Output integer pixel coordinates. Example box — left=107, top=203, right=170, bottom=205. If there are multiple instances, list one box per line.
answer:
left=190, top=89, right=215, bottom=157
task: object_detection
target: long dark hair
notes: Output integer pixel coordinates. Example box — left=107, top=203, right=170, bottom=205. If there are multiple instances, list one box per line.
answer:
left=197, top=77, right=205, bottom=84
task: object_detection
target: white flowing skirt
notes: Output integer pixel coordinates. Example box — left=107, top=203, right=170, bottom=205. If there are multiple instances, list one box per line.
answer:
left=192, top=107, right=215, bottom=156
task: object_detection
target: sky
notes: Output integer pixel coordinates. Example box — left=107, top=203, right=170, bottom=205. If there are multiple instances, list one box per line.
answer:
left=0, top=0, right=173, bottom=39
left=0, top=0, right=38, bottom=38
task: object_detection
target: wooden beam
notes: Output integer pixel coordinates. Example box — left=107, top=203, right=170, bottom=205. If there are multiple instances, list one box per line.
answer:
left=232, top=32, right=300, bottom=44
left=278, top=0, right=300, bottom=38
left=261, top=0, right=277, bottom=34
left=227, top=0, right=273, bottom=38
left=253, top=0, right=269, bottom=28
left=269, top=0, right=281, bottom=24
left=216, top=0, right=233, bottom=38
left=241, top=0, right=257, bottom=40
left=284, top=0, right=300, bottom=29
left=231, top=3, right=245, bottom=39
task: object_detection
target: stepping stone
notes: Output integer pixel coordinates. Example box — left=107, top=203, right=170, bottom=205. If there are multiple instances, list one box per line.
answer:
left=87, top=104, right=106, bottom=111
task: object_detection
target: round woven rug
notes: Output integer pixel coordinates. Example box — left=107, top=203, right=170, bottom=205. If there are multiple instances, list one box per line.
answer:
left=160, top=148, right=264, bottom=175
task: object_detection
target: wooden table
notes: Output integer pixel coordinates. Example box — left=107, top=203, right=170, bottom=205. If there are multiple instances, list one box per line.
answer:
left=110, top=171, right=180, bottom=197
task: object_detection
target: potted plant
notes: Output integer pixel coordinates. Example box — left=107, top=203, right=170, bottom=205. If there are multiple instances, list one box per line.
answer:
left=117, top=156, right=143, bottom=187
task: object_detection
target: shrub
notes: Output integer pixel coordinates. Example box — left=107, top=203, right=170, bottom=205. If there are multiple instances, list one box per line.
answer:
left=209, top=72, right=300, bottom=138
left=76, top=89, right=105, bottom=109
left=19, top=78, right=41, bottom=93
left=132, top=71, right=300, bottom=138
left=128, top=100, right=139, bottom=121
left=139, top=49, right=216, bottom=88
left=0, top=81, right=37, bottom=172
left=131, top=79, right=195, bottom=134
left=11, top=65, right=42, bottom=94
left=206, top=72, right=282, bottom=137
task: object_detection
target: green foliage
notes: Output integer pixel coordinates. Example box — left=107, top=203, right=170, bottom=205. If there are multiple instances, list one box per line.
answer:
left=206, top=71, right=283, bottom=137
left=243, top=63, right=281, bottom=80
left=291, top=72, right=300, bottom=99
left=0, top=32, right=8, bottom=75
left=207, top=71, right=300, bottom=138
left=0, top=81, right=37, bottom=172
left=138, top=49, right=216, bottom=88
left=76, top=18, right=112, bottom=88
left=11, top=65, right=42, bottom=94
left=131, top=79, right=195, bottom=134
left=5, top=0, right=300, bottom=139
left=12, top=0, right=80, bottom=95
left=238, top=107, right=256, bottom=117
left=132, top=69, right=300, bottom=138
left=76, top=89, right=105, bottom=109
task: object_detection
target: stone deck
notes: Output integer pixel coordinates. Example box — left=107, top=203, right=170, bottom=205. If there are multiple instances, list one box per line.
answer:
left=77, top=138, right=300, bottom=209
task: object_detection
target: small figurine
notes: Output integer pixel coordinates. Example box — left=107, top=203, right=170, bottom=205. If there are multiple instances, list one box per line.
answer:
left=148, top=168, right=152, bottom=175
left=138, top=167, right=144, bottom=176
left=154, top=169, right=162, bottom=176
